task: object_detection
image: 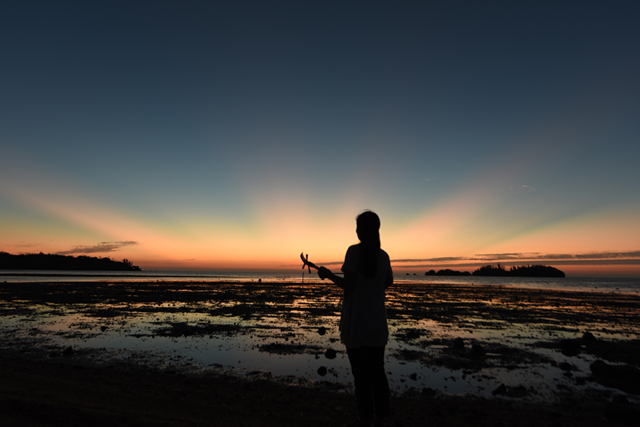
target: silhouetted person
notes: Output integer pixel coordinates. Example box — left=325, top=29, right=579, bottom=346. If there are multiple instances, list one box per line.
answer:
left=317, top=210, right=393, bottom=427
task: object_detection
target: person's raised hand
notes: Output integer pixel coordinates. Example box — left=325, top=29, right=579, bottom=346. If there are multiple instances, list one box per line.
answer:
left=318, top=267, right=331, bottom=280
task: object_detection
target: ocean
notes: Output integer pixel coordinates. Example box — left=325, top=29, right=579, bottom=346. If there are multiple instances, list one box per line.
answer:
left=1, top=269, right=639, bottom=294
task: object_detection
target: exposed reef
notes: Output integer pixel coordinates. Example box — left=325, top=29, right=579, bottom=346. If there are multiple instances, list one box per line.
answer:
left=425, top=269, right=472, bottom=276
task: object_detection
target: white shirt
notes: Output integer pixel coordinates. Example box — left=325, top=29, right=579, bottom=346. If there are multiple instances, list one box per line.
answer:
left=340, top=244, right=392, bottom=348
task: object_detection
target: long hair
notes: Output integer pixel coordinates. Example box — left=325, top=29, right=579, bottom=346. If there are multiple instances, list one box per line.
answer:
left=356, top=210, right=381, bottom=278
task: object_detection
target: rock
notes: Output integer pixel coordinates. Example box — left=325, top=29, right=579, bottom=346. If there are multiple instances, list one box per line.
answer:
left=453, top=338, right=464, bottom=350
left=582, top=331, right=596, bottom=343
left=560, top=339, right=581, bottom=356
left=603, top=404, right=640, bottom=425
left=62, top=347, right=74, bottom=357
left=492, top=384, right=507, bottom=396
left=506, top=385, right=528, bottom=397
left=612, top=395, right=629, bottom=405
left=590, top=360, right=640, bottom=394
left=491, top=384, right=528, bottom=397
left=470, top=344, right=484, bottom=358
left=403, top=328, right=421, bottom=340
left=317, top=366, right=327, bottom=376
left=421, top=387, right=438, bottom=398
left=318, top=327, right=327, bottom=336
left=559, top=362, right=574, bottom=371
left=325, top=348, right=337, bottom=359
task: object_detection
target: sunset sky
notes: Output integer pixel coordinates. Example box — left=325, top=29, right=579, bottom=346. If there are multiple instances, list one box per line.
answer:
left=1, top=1, right=639, bottom=277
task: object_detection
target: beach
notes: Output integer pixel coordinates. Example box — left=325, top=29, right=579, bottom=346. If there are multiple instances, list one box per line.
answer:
left=1, top=280, right=639, bottom=426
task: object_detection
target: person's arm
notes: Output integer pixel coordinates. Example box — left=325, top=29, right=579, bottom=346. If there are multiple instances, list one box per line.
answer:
left=385, top=274, right=393, bottom=289
left=318, top=267, right=357, bottom=292
left=385, top=264, right=394, bottom=289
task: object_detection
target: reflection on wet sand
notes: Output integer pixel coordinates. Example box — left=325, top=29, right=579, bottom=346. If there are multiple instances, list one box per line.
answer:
left=1, top=280, right=639, bottom=402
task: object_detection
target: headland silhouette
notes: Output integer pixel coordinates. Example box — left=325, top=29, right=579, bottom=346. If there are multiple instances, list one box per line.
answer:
left=0, top=252, right=141, bottom=271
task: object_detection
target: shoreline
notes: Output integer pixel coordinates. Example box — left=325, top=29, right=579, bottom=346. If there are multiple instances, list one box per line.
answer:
left=2, top=274, right=639, bottom=295
left=1, top=280, right=639, bottom=425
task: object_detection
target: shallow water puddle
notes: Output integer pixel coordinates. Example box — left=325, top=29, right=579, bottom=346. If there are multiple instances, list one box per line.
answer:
left=0, top=303, right=591, bottom=396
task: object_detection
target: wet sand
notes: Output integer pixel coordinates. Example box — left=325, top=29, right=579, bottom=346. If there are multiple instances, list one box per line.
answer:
left=1, top=280, right=639, bottom=426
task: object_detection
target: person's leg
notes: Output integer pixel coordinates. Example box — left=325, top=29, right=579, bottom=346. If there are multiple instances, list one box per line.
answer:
left=369, top=346, right=390, bottom=422
left=347, top=346, right=375, bottom=423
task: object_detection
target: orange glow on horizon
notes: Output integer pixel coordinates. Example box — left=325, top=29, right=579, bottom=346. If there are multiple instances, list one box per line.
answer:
left=2, top=155, right=639, bottom=278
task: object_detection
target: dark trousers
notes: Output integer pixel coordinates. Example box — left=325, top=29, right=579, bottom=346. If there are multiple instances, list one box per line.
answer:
left=346, top=346, right=390, bottom=421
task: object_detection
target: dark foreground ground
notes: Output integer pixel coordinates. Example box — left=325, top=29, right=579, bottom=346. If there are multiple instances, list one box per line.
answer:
left=1, top=352, right=638, bottom=427
left=1, top=280, right=639, bottom=426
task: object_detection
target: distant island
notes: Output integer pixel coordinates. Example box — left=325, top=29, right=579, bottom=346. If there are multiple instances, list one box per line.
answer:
left=471, top=264, right=565, bottom=278
left=425, top=269, right=472, bottom=276
left=0, top=252, right=141, bottom=271
left=425, top=264, right=565, bottom=278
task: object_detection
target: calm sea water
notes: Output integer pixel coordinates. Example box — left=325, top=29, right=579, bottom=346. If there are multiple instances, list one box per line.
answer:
left=1, top=269, right=639, bottom=294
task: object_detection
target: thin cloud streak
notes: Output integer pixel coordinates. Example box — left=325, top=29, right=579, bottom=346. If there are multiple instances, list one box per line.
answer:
left=396, top=260, right=640, bottom=272
left=57, top=241, right=139, bottom=255
left=391, top=251, right=640, bottom=264
left=295, top=251, right=640, bottom=269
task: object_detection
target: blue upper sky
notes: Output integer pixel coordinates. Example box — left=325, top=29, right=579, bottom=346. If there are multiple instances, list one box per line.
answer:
left=1, top=1, right=639, bottom=275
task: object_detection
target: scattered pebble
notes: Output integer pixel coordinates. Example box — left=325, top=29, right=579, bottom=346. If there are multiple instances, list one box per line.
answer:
left=324, top=348, right=337, bottom=359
